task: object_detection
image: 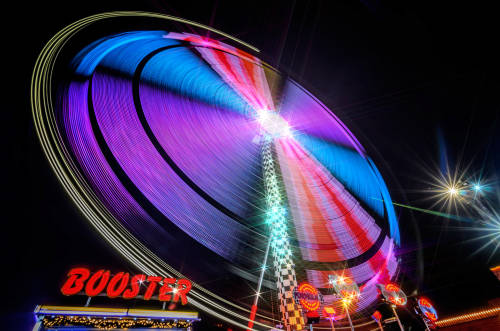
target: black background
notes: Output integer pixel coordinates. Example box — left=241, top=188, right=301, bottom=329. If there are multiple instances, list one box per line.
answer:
left=5, top=1, right=500, bottom=330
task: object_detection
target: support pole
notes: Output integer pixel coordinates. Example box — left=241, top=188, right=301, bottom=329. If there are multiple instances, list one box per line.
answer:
left=329, top=318, right=336, bottom=331
left=84, top=297, right=91, bottom=307
left=344, top=304, right=354, bottom=331
left=391, top=305, right=404, bottom=331
left=422, top=319, right=431, bottom=331
left=376, top=320, right=383, bottom=331
left=32, top=317, right=43, bottom=331
left=246, top=238, right=272, bottom=331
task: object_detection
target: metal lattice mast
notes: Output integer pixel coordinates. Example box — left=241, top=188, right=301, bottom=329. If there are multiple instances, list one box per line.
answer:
left=261, top=134, right=304, bottom=331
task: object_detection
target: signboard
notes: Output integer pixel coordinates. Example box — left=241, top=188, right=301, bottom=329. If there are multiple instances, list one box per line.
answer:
left=323, top=306, right=336, bottom=319
left=61, top=267, right=192, bottom=304
left=418, top=297, right=438, bottom=322
left=376, top=283, right=407, bottom=306
left=328, top=274, right=360, bottom=305
left=293, top=283, right=324, bottom=312
left=371, top=310, right=382, bottom=322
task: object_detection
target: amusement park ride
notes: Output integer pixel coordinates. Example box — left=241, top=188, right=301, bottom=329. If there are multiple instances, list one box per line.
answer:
left=31, top=11, right=451, bottom=331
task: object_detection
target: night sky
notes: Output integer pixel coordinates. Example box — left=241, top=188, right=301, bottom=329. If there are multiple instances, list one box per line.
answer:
left=6, top=1, right=500, bottom=330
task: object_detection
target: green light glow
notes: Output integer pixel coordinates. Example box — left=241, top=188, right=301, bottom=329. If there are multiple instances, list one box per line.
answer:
left=372, top=198, right=473, bottom=222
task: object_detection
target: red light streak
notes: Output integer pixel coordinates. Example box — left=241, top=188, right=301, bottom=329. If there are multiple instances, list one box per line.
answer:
left=85, top=269, right=110, bottom=297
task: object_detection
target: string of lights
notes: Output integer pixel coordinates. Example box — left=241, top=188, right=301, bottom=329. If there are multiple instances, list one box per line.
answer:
left=41, top=315, right=193, bottom=329
left=435, top=306, right=500, bottom=327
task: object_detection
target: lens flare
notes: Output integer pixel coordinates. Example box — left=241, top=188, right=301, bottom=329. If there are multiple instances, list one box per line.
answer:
left=464, top=194, right=500, bottom=261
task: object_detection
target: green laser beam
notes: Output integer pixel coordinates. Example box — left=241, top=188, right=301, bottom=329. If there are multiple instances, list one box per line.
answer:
left=372, top=198, right=473, bottom=222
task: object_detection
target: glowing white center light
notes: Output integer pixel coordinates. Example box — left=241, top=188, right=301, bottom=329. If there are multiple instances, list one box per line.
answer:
left=256, top=109, right=292, bottom=138
left=448, top=187, right=458, bottom=196
left=474, top=184, right=482, bottom=191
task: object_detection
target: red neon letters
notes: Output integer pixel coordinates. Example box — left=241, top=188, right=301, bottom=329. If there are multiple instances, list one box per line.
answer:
left=123, top=274, right=146, bottom=299
left=60, top=268, right=90, bottom=295
left=106, top=272, right=129, bottom=298
left=144, top=276, right=162, bottom=300
left=61, top=268, right=191, bottom=304
left=85, top=270, right=110, bottom=296
left=158, top=278, right=176, bottom=302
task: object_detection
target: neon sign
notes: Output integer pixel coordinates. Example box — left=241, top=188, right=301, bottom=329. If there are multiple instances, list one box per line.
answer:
left=376, top=283, right=407, bottom=306
left=323, top=306, right=336, bottom=319
left=371, top=310, right=382, bottom=322
left=293, top=283, right=324, bottom=311
left=61, top=268, right=192, bottom=304
left=418, top=297, right=438, bottom=322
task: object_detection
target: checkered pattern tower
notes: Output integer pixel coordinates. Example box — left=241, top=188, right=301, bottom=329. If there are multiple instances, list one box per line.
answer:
left=261, top=135, right=305, bottom=331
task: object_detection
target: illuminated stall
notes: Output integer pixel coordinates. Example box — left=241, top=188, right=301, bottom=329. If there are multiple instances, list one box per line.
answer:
left=33, top=306, right=199, bottom=330
left=33, top=267, right=199, bottom=330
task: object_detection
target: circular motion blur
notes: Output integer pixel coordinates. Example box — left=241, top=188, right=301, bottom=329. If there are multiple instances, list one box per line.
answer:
left=32, top=12, right=401, bottom=330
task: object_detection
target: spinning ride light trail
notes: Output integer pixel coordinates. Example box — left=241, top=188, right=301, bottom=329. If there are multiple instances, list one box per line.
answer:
left=32, top=12, right=402, bottom=330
